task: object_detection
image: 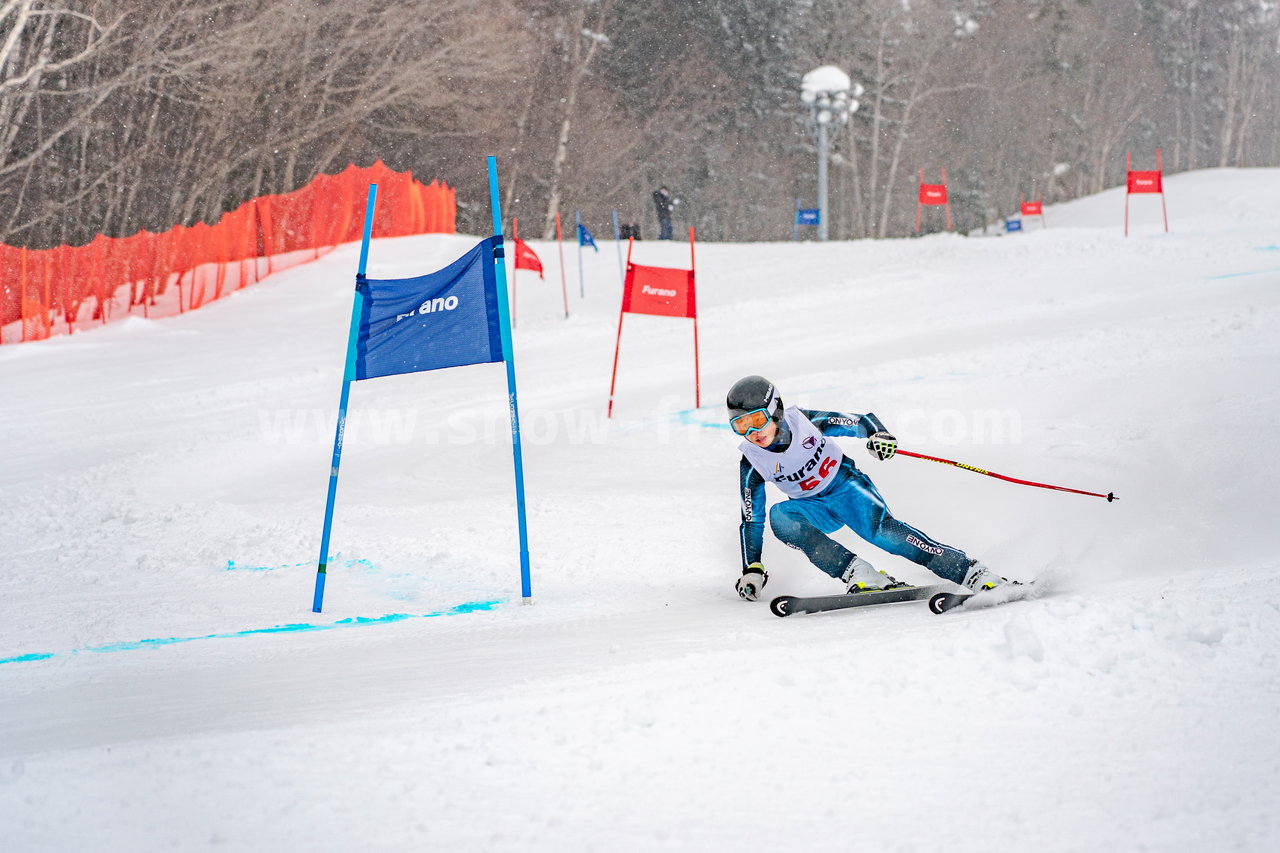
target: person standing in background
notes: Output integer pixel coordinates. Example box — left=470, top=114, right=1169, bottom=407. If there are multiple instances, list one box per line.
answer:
left=652, top=186, right=677, bottom=240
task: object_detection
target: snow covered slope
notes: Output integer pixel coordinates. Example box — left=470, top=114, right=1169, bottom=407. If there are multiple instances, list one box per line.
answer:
left=2, top=169, right=1278, bottom=852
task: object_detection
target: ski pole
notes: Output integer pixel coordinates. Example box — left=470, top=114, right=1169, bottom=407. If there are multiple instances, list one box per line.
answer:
left=897, top=449, right=1117, bottom=502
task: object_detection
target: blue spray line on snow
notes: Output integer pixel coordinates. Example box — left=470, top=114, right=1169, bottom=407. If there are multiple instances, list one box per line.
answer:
left=1207, top=266, right=1280, bottom=280
left=0, top=599, right=505, bottom=667
left=675, top=407, right=731, bottom=431
left=226, top=556, right=375, bottom=573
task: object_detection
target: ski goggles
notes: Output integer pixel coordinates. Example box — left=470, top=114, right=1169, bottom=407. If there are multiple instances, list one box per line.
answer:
left=729, top=408, right=771, bottom=435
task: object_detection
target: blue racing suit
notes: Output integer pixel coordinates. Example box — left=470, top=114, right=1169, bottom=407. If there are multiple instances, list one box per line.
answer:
left=738, top=408, right=971, bottom=584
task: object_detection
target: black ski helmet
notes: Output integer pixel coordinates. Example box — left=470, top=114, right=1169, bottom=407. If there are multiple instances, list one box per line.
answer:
left=726, top=375, right=783, bottom=426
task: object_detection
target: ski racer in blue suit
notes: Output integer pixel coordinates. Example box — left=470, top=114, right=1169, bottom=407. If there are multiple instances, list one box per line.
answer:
left=726, top=375, right=1010, bottom=601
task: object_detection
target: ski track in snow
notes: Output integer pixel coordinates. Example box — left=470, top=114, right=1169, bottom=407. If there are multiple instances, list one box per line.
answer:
left=2, top=168, right=1279, bottom=852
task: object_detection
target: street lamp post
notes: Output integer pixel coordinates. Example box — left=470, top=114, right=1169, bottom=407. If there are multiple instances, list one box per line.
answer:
left=801, top=66, right=863, bottom=241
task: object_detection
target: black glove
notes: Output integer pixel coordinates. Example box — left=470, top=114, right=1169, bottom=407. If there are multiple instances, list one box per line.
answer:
left=735, top=563, right=768, bottom=601
left=866, top=431, right=897, bottom=461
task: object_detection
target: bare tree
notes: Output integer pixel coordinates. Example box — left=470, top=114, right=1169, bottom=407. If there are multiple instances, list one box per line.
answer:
left=0, top=0, right=526, bottom=248
left=534, top=0, right=615, bottom=238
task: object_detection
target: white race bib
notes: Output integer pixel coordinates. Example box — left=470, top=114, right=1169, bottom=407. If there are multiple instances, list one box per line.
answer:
left=740, top=406, right=844, bottom=498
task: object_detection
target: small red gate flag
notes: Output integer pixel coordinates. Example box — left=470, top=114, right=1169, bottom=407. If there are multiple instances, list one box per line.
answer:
left=513, top=237, right=543, bottom=279
left=918, top=184, right=948, bottom=205
left=1126, top=171, right=1163, bottom=194
left=1124, top=149, right=1169, bottom=235
left=916, top=167, right=953, bottom=232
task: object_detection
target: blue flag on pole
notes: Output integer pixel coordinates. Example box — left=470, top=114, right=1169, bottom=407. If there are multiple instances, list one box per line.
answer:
left=577, top=223, right=599, bottom=252
left=354, top=236, right=504, bottom=380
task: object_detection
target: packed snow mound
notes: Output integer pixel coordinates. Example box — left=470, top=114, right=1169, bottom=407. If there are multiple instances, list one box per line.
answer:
left=1041, top=167, right=1280, bottom=234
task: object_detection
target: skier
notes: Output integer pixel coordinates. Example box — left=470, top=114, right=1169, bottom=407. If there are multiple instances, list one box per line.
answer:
left=726, top=375, right=1012, bottom=601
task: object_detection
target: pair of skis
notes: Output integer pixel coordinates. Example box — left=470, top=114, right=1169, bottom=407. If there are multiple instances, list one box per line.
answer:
left=769, top=583, right=1018, bottom=618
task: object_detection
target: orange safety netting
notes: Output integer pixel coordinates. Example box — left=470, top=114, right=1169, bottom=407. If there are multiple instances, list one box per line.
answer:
left=0, top=160, right=456, bottom=343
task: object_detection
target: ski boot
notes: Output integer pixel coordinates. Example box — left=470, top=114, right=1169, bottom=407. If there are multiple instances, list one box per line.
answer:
left=961, top=559, right=1017, bottom=593
left=841, top=556, right=907, bottom=593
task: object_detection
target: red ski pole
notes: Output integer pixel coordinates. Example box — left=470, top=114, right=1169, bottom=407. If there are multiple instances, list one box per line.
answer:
left=897, top=449, right=1117, bottom=502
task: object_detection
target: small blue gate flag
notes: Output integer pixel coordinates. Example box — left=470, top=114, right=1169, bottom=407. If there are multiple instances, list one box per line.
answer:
left=354, top=236, right=504, bottom=380
left=796, top=208, right=820, bottom=226
left=578, top=223, right=599, bottom=252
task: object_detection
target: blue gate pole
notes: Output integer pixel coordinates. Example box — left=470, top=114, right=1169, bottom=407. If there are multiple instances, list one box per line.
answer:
left=612, top=209, right=626, bottom=286
left=575, top=210, right=586, bottom=298
left=487, top=157, right=533, bottom=601
left=312, top=183, right=378, bottom=613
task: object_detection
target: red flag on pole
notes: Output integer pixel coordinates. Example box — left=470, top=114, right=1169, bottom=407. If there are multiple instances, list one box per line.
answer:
left=1020, top=193, right=1046, bottom=229
left=916, top=168, right=953, bottom=232
left=1124, top=149, right=1169, bottom=236
left=513, top=237, right=544, bottom=279
left=621, top=264, right=696, bottom=318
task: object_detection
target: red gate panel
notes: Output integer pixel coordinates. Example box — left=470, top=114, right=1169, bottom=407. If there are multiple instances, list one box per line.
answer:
left=621, top=264, right=696, bottom=319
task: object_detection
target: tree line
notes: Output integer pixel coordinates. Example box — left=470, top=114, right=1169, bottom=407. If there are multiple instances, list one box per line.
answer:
left=3, top=0, right=1278, bottom=248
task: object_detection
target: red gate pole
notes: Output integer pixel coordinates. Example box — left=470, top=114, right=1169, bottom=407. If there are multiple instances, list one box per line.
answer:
left=1157, top=148, right=1169, bottom=233
left=606, top=313, right=626, bottom=418
left=689, top=227, right=700, bottom=409
left=606, top=237, right=635, bottom=418
left=1124, top=152, right=1131, bottom=237
left=942, top=167, right=953, bottom=230
left=555, top=212, right=569, bottom=319
left=916, top=169, right=924, bottom=233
